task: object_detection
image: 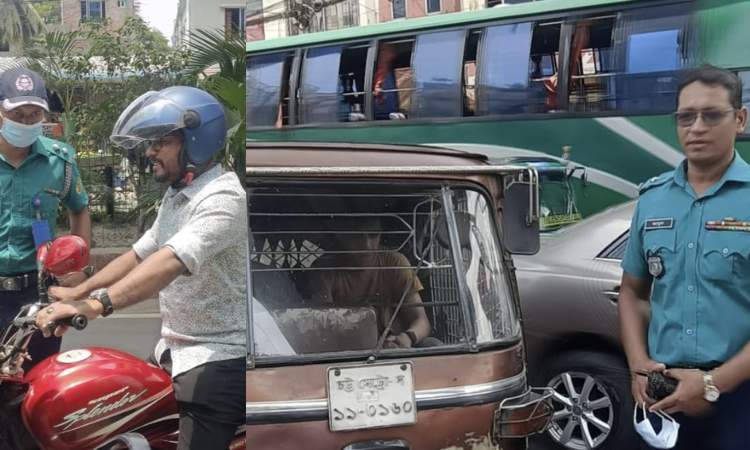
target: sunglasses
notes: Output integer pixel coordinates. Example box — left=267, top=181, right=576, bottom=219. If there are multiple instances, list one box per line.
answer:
left=673, top=109, right=736, bottom=127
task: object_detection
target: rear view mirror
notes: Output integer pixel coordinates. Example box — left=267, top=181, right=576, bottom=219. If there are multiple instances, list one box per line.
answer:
left=502, top=171, right=540, bottom=255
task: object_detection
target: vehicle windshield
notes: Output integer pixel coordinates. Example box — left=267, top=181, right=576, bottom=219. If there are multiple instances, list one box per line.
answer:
left=247, top=181, right=521, bottom=361
left=534, top=166, right=584, bottom=231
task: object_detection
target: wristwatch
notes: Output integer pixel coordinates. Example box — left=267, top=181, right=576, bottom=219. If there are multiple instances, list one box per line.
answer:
left=89, top=288, right=114, bottom=318
left=703, top=371, right=720, bottom=402
left=82, top=265, right=94, bottom=278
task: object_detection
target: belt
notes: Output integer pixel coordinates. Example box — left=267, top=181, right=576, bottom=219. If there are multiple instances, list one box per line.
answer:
left=0, top=272, right=37, bottom=291
left=672, top=363, right=721, bottom=371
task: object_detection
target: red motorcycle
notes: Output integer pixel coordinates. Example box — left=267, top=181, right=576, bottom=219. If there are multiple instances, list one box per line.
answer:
left=0, top=236, right=247, bottom=450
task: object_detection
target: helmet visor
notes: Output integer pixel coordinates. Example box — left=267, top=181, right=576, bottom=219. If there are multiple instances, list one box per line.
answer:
left=110, top=91, right=188, bottom=149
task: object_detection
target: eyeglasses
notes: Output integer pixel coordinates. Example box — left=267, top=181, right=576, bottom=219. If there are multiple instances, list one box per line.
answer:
left=673, top=109, right=737, bottom=127
left=144, top=135, right=181, bottom=151
left=144, top=138, right=166, bottom=151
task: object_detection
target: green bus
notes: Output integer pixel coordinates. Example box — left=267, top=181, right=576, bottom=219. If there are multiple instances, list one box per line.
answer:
left=247, top=0, right=750, bottom=219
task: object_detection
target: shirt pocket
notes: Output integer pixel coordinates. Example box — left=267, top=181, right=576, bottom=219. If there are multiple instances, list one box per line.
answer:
left=643, top=228, right=677, bottom=278
left=30, top=193, right=60, bottom=222
left=702, top=232, right=750, bottom=283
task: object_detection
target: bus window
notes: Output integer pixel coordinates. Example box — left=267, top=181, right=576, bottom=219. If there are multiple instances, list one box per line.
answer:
left=462, top=31, right=480, bottom=116
left=247, top=53, right=289, bottom=128
left=611, top=3, right=694, bottom=112
left=277, top=54, right=293, bottom=128
left=740, top=70, right=750, bottom=134
left=299, top=46, right=343, bottom=124
left=299, top=44, right=368, bottom=124
left=412, top=30, right=465, bottom=119
left=568, top=17, right=616, bottom=113
left=340, top=44, right=369, bottom=122
left=373, top=40, right=414, bottom=120
left=476, top=21, right=535, bottom=116
left=529, top=21, right=561, bottom=113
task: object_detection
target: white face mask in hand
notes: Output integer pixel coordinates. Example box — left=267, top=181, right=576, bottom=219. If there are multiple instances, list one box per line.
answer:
left=634, top=403, right=680, bottom=449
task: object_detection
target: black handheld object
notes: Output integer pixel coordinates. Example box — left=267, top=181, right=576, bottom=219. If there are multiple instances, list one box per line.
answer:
left=636, top=371, right=678, bottom=401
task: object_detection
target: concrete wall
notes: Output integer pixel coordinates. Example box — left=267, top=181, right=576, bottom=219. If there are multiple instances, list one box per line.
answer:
left=360, top=0, right=379, bottom=26
left=378, top=0, right=461, bottom=23
left=174, top=0, right=245, bottom=46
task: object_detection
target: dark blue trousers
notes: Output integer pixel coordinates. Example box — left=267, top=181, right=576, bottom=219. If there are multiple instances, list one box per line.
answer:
left=641, top=379, right=750, bottom=450
left=0, top=285, right=62, bottom=374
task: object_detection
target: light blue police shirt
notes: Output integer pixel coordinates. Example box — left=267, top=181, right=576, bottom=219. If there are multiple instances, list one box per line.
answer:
left=622, top=152, right=750, bottom=368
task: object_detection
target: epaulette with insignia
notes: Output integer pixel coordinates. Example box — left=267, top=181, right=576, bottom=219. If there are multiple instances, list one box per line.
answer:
left=42, top=138, right=75, bottom=198
left=49, top=142, right=75, bottom=162
left=638, top=173, right=672, bottom=196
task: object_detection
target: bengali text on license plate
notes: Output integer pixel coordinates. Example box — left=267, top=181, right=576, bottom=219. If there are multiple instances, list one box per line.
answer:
left=327, top=361, right=417, bottom=432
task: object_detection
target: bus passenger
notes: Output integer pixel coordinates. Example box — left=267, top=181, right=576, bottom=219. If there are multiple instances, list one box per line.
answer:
left=373, top=44, right=400, bottom=120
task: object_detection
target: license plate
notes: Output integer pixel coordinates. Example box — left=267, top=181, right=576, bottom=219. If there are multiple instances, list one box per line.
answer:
left=327, top=361, right=417, bottom=432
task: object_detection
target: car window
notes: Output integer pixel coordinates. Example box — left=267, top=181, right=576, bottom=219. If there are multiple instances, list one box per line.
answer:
left=599, top=230, right=630, bottom=260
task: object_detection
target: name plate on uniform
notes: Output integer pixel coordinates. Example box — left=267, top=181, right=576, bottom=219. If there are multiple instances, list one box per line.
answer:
left=327, top=361, right=417, bottom=432
left=645, top=218, right=674, bottom=231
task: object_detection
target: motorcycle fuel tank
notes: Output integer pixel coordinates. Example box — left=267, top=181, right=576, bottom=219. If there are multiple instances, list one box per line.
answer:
left=22, top=347, right=178, bottom=450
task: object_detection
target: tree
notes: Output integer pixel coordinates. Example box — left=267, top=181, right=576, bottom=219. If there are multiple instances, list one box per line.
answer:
left=18, top=17, right=245, bottom=231
left=146, top=27, right=171, bottom=54
left=22, top=30, right=91, bottom=137
left=22, top=17, right=194, bottom=230
left=184, top=28, right=246, bottom=178
left=0, top=0, right=46, bottom=51
left=30, top=1, right=61, bottom=25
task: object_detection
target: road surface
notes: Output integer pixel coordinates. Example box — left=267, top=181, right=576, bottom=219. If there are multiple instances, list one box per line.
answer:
left=61, top=298, right=162, bottom=360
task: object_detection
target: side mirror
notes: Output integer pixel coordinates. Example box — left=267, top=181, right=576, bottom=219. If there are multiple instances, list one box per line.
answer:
left=502, top=170, right=541, bottom=255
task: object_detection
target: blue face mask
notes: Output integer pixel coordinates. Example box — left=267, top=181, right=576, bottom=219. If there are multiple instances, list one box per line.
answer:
left=0, top=116, right=43, bottom=148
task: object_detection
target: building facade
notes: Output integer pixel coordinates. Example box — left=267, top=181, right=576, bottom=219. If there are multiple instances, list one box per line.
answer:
left=248, top=0, right=379, bottom=41
left=62, top=0, right=136, bottom=31
left=173, top=0, right=246, bottom=48
left=246, top=0, right=545, bottom=41
left=1, top=0, right=136, bottom=57
left=377, top=0, right=460, bottom=23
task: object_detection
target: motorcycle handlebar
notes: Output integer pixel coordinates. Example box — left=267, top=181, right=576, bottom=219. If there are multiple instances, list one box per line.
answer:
left=47, top=314, right=88, bottom=333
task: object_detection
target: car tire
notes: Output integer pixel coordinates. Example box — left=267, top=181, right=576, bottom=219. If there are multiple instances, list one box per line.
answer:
left=530, top=350, right=638, bottom=450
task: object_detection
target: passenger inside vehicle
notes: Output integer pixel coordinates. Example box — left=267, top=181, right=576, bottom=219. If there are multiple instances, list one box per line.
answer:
left=301, top=217, right=440, bottom=349
left=248, top=184, right=493, bottom=356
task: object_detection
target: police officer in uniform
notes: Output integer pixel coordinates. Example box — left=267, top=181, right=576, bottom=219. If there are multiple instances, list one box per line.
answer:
left=620, top=65, right=750, bottom=449
left=0, top=68, right=92, bottom=371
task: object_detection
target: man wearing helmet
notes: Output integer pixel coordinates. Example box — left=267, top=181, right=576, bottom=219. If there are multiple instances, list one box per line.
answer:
left=0, top=68, right=92, bottom=373
left=36, top=86, right=246, bottom=450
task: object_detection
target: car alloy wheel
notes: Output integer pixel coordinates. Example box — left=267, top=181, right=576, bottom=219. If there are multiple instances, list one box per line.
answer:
left=546, top=371, right=614, bottom=450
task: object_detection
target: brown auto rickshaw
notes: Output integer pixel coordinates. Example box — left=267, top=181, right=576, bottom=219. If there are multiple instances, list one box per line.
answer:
left=246, top=141, right=553, bottom=450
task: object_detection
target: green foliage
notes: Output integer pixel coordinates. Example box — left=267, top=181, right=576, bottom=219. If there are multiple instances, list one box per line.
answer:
left=186, top=29, right=246, bottom=177
left=17, top=17, right=245, bottom=231
left=146, top=27, right=171, bottom=55
left=0, top=0, right=46, bottom=50
left=30, top=1, right=61, bottom=25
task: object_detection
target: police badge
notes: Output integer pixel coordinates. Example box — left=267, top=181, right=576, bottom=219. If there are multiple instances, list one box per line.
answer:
left=647, top=251, right=664, bottom=278
left=15, top=75, right=34, bottom=92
